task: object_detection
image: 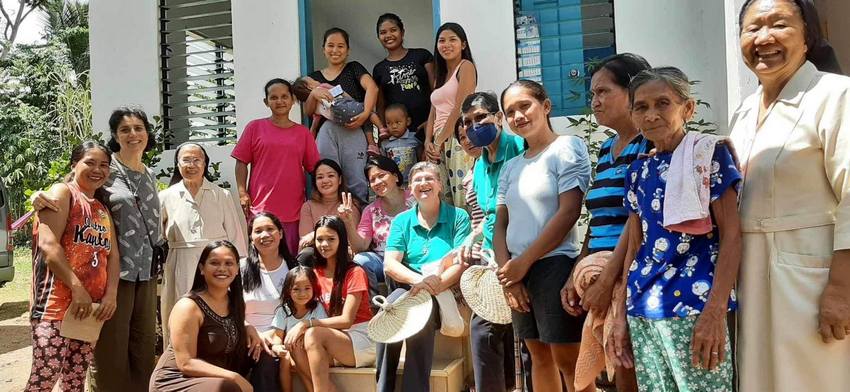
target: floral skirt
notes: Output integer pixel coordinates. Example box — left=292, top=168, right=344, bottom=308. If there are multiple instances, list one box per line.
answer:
left=627, top=315, right=733, bottom=392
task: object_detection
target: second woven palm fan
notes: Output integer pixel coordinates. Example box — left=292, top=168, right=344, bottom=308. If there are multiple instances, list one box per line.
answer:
left=367, top=289, right=433, bottom=344
left=460, top=249, right=512, bottom=324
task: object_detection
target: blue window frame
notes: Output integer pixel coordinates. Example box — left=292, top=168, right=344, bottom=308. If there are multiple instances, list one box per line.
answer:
left=514, top=0, right=616, bottom=117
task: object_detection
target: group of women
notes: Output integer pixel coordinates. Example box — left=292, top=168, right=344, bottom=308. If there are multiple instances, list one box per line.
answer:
left=23, top=1, right=850, bottom=392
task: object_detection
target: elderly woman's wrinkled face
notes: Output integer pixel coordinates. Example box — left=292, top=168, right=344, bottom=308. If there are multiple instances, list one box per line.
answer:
left=740, top=0, right=807, bottom=80
left=630, top=80, right=694, bottom=145
left=177, top=145, right=205, bottom=181
left=410, top=169, right=442, bottom=203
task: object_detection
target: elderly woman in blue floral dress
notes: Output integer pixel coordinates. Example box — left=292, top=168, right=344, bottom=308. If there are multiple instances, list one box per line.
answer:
left=606, top=67, right=743, bottom=392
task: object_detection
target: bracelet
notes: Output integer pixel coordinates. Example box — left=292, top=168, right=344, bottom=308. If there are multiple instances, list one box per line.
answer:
left=308, top=319, right=314, bottom=328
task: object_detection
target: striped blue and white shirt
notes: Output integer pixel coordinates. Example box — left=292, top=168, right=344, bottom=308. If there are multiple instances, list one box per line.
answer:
left=584, top=134, right=651, bottom=253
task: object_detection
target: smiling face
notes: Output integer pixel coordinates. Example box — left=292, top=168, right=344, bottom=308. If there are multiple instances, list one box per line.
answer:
left=289, top=273, right=315, bottom=307
left=199, top=246, right=239, bottom=289
left=410, top=168, right=442, bottom=203
left=367, top=166, right=399, bottom=198
left=314, top=164, right=341, bottom=198
left=437, top=29, right=466, bottom=62
left=740, top=0, right=807, bottom=83
left=314, top=226, right=340, bottom=260
left=115, top=115, right=149, bottom=154
left=590, top=68, right=631, bottom=129
left=72, top=148, right=111, bottom=192
left=264, top=83, right=293, bottom=117
left=176, top=144, right=205, bottom=182
left=323, top=32, right=349, bottom=66
left=501, top=86, right=552, bottom=139
left=630, top=80, right=695, bottom=145
left=384, top=107, right=411, bottom=138
left=251, top=216, right=282, bottom=255
left=378, top=20, right=404, bottom=51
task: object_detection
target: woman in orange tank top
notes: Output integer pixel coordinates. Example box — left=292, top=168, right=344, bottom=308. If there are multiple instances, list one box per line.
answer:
left=26, top=141, right=120, bottom=392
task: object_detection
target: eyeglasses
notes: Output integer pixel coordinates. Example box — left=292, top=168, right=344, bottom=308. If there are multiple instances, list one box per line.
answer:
left=461, top=112, right=496, bottom=128
left=179, top=158, right=204, bottom=167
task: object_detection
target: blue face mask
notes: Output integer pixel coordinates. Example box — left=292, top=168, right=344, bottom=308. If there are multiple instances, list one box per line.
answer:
left=467, top=122, right=499, bottom=147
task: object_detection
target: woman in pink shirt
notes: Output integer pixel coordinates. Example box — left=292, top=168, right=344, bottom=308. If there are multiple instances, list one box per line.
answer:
left=233, top=78, right=321, bottom=253
left=424, top=23, right=477, bottom=209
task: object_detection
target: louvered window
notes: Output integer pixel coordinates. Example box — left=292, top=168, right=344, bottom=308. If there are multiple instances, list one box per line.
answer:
left=514, top=0, right=616, bottom=117
left=160, top=0, right=235, bottom=146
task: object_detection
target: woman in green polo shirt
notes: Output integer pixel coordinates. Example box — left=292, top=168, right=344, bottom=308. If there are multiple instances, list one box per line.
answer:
left=376, top=161, right=471, bottom=392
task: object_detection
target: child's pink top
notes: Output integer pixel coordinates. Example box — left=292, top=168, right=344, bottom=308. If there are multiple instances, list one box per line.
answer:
left=232, top=118, right=320, bottom=222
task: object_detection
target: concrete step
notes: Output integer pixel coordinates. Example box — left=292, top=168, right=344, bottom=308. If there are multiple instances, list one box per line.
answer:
left=293, top=356, right=465, bottom=392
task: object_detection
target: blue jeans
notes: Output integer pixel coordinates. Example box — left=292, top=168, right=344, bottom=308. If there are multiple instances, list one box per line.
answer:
left=353, top=251, right=384, bottom=308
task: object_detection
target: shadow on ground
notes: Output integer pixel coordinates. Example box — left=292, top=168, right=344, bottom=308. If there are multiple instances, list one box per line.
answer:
left=0, top=301, right=28, bottom=322
left=0, top=325, right=30, bottom=355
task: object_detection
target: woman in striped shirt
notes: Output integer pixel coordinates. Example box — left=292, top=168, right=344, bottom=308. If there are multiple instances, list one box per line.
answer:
left=562, top=53, right=652, bottom=392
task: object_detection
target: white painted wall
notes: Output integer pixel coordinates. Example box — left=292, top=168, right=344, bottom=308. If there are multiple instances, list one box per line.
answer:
left=89, top=0, right=160, bottom=136
left=231, top=0, right=302, bottom=133
left=819, top=0, right=850, bottom=72
left=438, top=0, right=517, bottom=99
left=724, top=0, right=759, bottom=123
left=309, top=0, right=434, bottom=73
left=614, top=0, right=733, bottom=133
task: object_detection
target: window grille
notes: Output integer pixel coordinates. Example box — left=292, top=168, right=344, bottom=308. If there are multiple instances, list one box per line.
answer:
left=160, top=0, right=236, bottom=145
left=514, top=0, right=616, bottom=117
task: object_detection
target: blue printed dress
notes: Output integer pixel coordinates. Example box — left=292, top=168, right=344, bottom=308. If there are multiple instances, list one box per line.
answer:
left=623, top=143, right=741, bottom=319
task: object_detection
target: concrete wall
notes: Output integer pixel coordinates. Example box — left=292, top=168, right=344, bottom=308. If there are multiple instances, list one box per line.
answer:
left=89, top=0, right=160, bottom=135
left=231, top=0, right=302, bottom=132
left=438, top=0, right=518, bottom=100
left=818, top=0, right=850, bottom=72
left=613, top=0, right=733, bottom=133
left=309, top=0, right=434, bottom=74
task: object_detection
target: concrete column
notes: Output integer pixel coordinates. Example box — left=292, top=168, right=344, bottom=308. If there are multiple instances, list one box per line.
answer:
left=89, top=0, right=161, bottom=138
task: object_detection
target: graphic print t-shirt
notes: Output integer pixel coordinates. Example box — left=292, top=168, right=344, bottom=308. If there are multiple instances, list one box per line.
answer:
left=31, top=193, right=112, bottom=321
left=373, top=48, right=434, bottom=129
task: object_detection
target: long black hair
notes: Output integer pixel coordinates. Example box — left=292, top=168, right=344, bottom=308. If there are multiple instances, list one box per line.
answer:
left=241, top=212, right=295, bottom=292
left=311, top=216, right=355, bottom=317
left=168, top=142, right=212, bottom=186
left=738, top=0, right=842, bottom=74
left=278, top=265, right=321, bottom=317
left=189, top=240, right=247, bottom=359
left=433, top=22, right=475, bottom=89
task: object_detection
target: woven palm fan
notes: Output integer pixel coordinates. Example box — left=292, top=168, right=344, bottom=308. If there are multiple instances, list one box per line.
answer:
left=367, top=289, right=433, bottom=344
left=460, top=249, right=512, bottom=324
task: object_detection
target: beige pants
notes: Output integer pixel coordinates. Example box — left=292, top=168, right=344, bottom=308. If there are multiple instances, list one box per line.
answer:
left=738, top=224, right=850, bottom=392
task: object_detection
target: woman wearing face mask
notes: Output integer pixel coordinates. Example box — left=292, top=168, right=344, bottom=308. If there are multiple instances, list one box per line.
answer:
left=731, top=1, right=849, bottom=391
left=458, top=92, right=527, bottom=392
left=373, top=13, right=435, bottom=141
left=424, top=22, right=478, bottom=209
left=159, top=143, right=247, bottom=344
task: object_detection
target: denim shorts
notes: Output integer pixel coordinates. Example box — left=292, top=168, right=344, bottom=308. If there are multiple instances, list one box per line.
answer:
left=511, top=254, right=585, bottom=344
